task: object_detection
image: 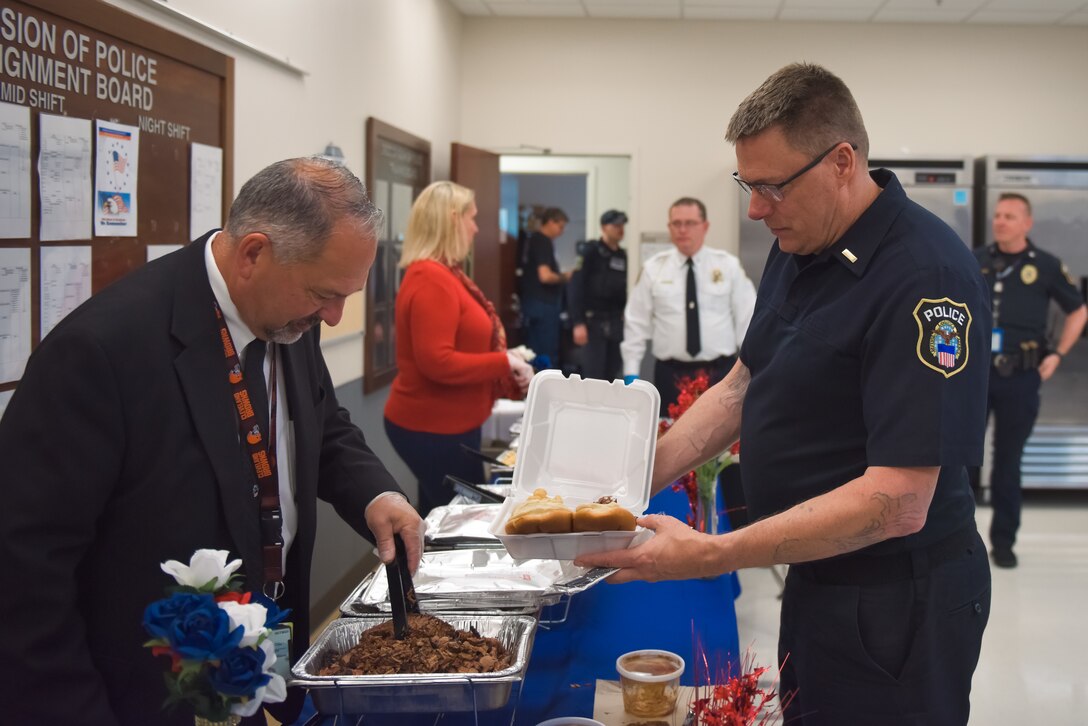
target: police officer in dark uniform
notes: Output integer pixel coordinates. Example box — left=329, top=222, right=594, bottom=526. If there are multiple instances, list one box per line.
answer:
left=974, top=192, right=1087, bottom=569
left=569, top=209, right=628, bottom=380
left=579, top=63, right=992, bottom=726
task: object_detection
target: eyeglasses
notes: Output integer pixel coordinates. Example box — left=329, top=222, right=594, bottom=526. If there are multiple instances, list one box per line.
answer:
left=733, top=141, right=857, bottom=203
left=667, top=219, right=703, bottom=230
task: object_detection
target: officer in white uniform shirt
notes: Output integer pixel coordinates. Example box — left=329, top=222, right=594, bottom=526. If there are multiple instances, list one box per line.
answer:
left=622, top=196, right=756, bottom=416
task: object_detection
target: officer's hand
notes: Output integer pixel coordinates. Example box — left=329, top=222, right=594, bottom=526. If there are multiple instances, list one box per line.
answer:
left=572, top=324, right=588, bottom=346
left=365, top=493, right=425, bottom=574
left=574, top=514, right=722, bottom=583
left=1039, top=353, right=1061, bottom=382
left=623, top=374, right=639, bottom=385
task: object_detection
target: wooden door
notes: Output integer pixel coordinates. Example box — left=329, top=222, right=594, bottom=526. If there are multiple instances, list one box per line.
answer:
left=451, top=143, right=520, bottom=344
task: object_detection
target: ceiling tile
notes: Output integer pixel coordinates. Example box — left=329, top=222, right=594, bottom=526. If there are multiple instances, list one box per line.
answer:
left=783, top=0, right=882, bottom=8
left=983, top=0, right=1086, bottom=9
left=684, top=6, right=779, bottom=19
left=682, top=0, right=779, bottom=7
left=872, top=8, right=974, bottom=22
left=586, top=4, right=683, bottom=18
left=881, top=0, right=986, bottom=8
left=485, top=1, right=587, bottom=17
left=968, top=10, right=1069, bottom=23
left=779, top=7, right=876, bottom=21
left=450, top=0, right=491, bottom=14
left=1059, top=10, right=1088, bottom=23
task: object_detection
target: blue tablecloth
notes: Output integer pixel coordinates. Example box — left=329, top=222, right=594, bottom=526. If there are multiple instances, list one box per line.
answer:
left=297, top=483, right=741, bottom=726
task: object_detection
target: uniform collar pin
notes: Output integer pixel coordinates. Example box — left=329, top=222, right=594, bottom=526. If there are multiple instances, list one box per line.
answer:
left=842, top=248, right=858, bottom=263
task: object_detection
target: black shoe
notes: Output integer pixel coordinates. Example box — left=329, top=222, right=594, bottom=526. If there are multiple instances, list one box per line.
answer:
left=991, top=547, right=1018, bottom=569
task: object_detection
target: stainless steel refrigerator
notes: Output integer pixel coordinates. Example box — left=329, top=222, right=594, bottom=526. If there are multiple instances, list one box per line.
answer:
left=977, top=156, right=1088, bottom=489
left=736, top=157, right=973, bottom=285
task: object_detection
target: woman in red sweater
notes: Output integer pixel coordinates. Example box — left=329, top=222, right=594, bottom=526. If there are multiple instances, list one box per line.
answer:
left=384, top=181, right=533, bottom=515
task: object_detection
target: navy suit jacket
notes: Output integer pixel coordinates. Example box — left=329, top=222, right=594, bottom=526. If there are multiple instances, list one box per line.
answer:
left=0, top=233, right=402, bottom=725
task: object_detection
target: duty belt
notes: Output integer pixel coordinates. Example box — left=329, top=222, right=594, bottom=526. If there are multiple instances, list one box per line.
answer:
left=993, top=340, right=1044, bottom=377
left=792, top=525, right=979, bottom=585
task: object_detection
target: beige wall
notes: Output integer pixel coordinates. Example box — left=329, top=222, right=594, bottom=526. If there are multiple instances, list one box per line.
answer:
left=460, top=18, right=1088, bottom=263
left=104, top=0, right=464, bottom=382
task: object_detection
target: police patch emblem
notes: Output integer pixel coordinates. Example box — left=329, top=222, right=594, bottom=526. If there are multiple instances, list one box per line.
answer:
left=1021, top=264, right=1038, bottom=285
left=913, top=297, right=972, bottom=378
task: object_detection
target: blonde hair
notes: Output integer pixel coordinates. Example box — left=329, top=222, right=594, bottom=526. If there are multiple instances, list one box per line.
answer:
left=399, top=181, right=476, bottom=267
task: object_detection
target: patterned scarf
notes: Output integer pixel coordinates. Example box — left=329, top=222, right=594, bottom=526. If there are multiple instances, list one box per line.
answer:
left=447, top=263, right=520, bottom=399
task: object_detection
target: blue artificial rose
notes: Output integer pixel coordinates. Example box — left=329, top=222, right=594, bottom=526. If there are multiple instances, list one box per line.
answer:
left=144, top=592, right=218, bottom=641
left=208, top=645, right=271, bottom=697
left=250, top=592, right=292, bottom=628
left=168, top=596, right=243, bottom=661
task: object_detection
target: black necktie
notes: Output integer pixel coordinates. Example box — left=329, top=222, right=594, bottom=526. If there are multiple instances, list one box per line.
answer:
left=685, top=257, right=701, bottom=357
left=243, top=338, right=270, bottom=438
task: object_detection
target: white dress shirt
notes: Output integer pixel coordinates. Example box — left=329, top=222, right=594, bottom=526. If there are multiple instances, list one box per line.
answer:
left=621, top=244, right=756, bottom=377
left=205, top=233, right=298, bottom=564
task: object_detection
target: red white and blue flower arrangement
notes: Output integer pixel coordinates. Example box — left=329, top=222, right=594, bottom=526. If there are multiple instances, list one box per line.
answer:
left=143, top=549, right=289, bottom=722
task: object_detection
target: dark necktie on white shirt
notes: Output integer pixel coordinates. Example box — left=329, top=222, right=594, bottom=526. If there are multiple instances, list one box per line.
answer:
left=685, top=257, right=701, bottom=357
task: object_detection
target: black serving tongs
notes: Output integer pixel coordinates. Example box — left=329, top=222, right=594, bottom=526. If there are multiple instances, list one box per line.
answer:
left=444, top=473, right=507, bottom=504
left=385, top=536, right=420, bottom=639
left=459, top=444, right=509, bottom=468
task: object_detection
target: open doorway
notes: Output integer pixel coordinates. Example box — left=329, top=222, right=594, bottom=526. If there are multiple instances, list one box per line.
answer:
left=498, top=155, right=632, bottom=373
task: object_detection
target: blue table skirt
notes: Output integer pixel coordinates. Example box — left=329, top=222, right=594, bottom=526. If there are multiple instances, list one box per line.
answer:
left=297, top=484, right=740, bottom=726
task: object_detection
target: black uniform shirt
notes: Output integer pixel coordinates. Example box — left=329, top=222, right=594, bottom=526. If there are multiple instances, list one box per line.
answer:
left=974, top=241, right=1083, bottom=353
left=568, top=239, right=628, bottom=325
left=739, top=170, right=991, bottom=554
left=520, top=231, right=562, bottom=305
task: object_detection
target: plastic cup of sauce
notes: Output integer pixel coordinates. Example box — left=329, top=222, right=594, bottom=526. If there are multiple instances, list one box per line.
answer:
left=616, top=649, right=685, bottom=717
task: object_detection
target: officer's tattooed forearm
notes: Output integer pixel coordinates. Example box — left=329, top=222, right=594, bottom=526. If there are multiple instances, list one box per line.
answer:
left=771, top=491, right=921, bottom=562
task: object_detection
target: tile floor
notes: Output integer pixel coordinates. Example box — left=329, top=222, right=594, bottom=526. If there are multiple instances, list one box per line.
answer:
left=733, top=491, right=1088, bottom=726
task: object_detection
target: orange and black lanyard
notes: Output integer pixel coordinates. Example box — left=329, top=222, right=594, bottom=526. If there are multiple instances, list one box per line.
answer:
left=213, top=302, right=284, bottom=599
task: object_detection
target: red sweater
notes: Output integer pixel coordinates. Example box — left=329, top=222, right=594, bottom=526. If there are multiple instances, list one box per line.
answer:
left=384, top=260, right=510, bottom=434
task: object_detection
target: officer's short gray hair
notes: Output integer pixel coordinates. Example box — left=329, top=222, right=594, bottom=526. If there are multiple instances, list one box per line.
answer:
left=225, top=157, right=383, bottom=264
left=725, top=63, right=870, bottom=162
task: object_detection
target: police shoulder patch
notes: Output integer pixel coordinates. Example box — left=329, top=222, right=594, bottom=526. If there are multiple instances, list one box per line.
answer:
left=913, top=297, right=971, bottom=378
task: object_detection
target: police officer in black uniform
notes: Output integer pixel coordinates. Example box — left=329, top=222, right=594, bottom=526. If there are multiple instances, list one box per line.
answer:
left=578, top=63, right=993, bottom=726
left=974, top=192, right=1087, bottom=569
left=569, top=209, right=628, bottom=380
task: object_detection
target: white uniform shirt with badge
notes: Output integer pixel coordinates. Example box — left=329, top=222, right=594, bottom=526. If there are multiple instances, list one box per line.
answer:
left=621, top=245, right=756, bottom=377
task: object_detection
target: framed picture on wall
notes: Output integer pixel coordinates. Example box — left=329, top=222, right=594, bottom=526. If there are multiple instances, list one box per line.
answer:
left=363, top=117, right=431, bottom=394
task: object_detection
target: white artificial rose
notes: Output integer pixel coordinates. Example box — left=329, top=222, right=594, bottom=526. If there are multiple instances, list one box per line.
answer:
left=218, top=601, right=269, bottom=647
left=160, top=549, right=242, bottom=590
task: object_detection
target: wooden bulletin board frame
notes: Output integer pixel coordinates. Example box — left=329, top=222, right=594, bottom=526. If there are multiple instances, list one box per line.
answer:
left=0, top=0, right=233, bottom=391
left=363, top=117, right=430, bottom=394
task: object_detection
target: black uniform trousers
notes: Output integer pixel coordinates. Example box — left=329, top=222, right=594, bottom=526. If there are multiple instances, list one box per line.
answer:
left=986, top=366, right=1042, bottom=550
left=653, top=355, right=735, bottom=417
left=653, top=355, right=749, bottom=528
left=581, top=312, right=624, bottom=381
left=780, top=527, right=991, bottom=725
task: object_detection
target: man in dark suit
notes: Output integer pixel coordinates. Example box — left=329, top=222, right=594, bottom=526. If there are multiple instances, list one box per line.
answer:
left=0, top=157, right=423, bottom=725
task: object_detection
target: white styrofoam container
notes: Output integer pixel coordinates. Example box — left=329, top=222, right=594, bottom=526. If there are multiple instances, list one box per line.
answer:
left=487, top=371, right=659, bottom=560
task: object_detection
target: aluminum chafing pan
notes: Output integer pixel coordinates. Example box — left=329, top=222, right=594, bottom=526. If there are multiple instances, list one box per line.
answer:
left=339, top=549, right=616, bottom=616
left=291, top=614, right=537, bottom=714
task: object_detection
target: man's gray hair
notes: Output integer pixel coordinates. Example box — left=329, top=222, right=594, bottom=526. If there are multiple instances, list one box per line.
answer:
left=225, top=157, right=384, bottom=263
left=725, top=63, right=870, bottom=161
